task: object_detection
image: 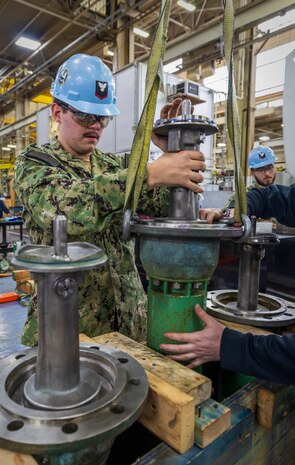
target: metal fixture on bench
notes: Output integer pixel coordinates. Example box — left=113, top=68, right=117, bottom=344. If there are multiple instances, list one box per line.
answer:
left=123, top=99, right=247, bottom=353
left=207, top=216, right=295, bottom=327
left=0, top=215, right=148, bottom=465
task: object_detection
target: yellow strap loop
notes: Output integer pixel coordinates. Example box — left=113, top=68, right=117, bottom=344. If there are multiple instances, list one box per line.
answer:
left=124, top=0, right=172, bottom=214
left=223, top=0, right=247, bottom=222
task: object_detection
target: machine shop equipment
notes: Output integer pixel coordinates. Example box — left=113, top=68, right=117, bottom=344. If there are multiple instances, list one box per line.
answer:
left=207, top=216, right=295, bottom=326
left=0, top=216, right=148, bottom=465
left=124, top=99, right=246, bottom=353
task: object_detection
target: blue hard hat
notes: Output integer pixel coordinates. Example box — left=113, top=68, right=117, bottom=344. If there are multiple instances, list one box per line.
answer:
left=248, top=146, right=277, bottom=169
left=50, top=54, right=119, bottom=116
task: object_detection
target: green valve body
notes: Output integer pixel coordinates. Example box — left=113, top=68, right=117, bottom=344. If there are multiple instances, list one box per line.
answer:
left=139, top=235, right=220, bottom=352
left=147, top=278, right=208, bottom=352
left=127, top=102, right=243, bottom=367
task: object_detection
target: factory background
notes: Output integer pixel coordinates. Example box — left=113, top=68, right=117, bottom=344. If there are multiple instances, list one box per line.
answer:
left=0, top=0, right=295, bottom=202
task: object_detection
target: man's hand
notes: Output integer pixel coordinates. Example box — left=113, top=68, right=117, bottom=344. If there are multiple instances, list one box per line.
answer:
left=159, top=305, right=225, bottom=369
left=199, top=208, right=236, bottom=224
left=147, top=150, right=206, bottom=193
left=199, top=208, right=224, bottom=224
left=151, top=98, right=188, bottom=152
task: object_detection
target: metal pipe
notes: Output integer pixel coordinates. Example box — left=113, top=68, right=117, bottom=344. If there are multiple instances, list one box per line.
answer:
left=168, top=100, right=201, bottom=220
left=53, top=215, right=68, bottom=257
left=169, top=187, right=199, bottom=220
left=34, top=271, right=81, bottom=392
left=237, top=243, right=264, bottom=311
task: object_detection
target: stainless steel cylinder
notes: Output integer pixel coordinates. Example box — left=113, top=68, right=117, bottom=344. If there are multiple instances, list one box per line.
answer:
left=53, top=214, right=68, bottom=258
left=153, top=100, right=218, bottom=222
left=34, top=272, right=81, bottom=392
left=237, top=243, right=265, bottom=311
left=169, top=187, right=199, bottom=220
left=3, top=215, right=148, bottom=463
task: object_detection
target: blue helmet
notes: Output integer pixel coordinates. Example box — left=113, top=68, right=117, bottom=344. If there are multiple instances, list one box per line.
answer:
left=50, top=54, right=119, bottom=116
left=248, top=146, right=277, bottom=169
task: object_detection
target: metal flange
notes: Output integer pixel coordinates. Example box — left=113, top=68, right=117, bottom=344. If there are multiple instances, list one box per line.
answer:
left=206, top=289, right=295, bottom=327
left=130, top=217, right=244, bottom=239
left=153, top=114, right=219, bottom=137
left=0, top=343, right=148, bottom=455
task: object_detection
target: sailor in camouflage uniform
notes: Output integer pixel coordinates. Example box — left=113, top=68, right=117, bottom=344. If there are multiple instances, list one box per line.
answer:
left=14, top=54, right=206, bottom=346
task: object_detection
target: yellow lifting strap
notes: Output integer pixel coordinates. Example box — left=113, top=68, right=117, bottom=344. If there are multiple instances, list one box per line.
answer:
left=124, top=0, right=172, bottom=214
left=223, top=0, right=247, bottom=222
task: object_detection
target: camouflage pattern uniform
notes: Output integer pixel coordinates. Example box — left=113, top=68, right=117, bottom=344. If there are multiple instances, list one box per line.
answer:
left=14, top=139, right=169, bottom=346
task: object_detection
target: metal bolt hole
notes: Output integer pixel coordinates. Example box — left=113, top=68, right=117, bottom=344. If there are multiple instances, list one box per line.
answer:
left=129, top=378, right=141, bottom=386
left=110, top=404, right=125, bottom=414
left=7, top=420, right=24, bottom=431
left=62, top=423, right=78, bottom=434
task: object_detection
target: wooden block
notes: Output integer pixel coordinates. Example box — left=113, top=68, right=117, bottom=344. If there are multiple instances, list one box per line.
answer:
left=80, top=332, right=199, bottom=453
left=135, top=402, right=253, bottom=465
left=216, top=319, right=272, bottom=336
left=11, top=270, right=31, bottom=282
left=194, top=398, right=231, bottom=448
left=80, top=332, right=212, bottom=404
left=224, top=380, right=261, bottom=414
left=16, top=280, right=34, bottom=295
left=141, top=372, right=195, bottom=453
left=281, top=324, right=295, bottom=335
left=0, top=448, right=37, bottom=465
left=257, top=382, right=295, bottom=429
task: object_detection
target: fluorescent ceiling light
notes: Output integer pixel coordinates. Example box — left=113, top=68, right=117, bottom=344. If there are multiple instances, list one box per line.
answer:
left=107, top=50, right=114, bottom=57
left=15, top=36, right=41, bottom=50
left=133, top=27, right=149, bottom=38
left=217, top=143, right=226, bottom=148
left=177, top=0, right=196, bottom=12
left=2, top=147, right=11, bottom=151
left=7, top=144, right=16, bottom=149
left=259, top=135, right=270, bottom=142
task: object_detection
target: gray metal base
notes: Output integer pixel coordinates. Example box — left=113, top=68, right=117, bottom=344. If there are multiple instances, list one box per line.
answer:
left=0, top=343, right=148, bottom=456
left=206, top=289, right=295, bottom=327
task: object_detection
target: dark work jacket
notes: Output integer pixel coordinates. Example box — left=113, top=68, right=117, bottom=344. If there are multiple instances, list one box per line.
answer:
left=220, top=328, right=295, bottom=385
left=225, top=183, right=295, bottom=384
left=228, top=183, right=295, bottom=227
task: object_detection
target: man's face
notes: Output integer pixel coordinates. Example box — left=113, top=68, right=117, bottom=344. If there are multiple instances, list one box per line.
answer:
left=252, top=164, right=276, bottom=186
left=51, top=103, right=109, bottom=157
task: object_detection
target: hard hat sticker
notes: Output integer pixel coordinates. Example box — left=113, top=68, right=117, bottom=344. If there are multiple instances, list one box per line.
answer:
left=58, top=68, right=68, bottom=85
left=95, top=81, right=108, bottom=100
left=259, top=152, right=266, bottom=159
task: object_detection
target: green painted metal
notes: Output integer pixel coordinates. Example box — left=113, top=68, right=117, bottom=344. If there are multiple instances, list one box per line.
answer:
left=147, top=279, right=207, bottom=353
left=140, top=236, right=220, bottom=355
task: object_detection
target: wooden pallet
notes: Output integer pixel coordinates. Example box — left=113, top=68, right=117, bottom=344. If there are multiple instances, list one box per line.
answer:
left=1, top=330, right=294, bottom=464
left=80, top=331, right=213, bottom=453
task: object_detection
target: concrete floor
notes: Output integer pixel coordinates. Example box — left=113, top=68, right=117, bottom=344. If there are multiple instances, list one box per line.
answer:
left=0, top=224, right=29, bottom=357
left=0, top=276, right=28, bottom=356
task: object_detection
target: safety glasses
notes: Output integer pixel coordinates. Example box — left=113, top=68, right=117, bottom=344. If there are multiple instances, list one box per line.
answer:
left=254, top=165, right=275, bottom=173
left=59, top=102, right=110, bottom=128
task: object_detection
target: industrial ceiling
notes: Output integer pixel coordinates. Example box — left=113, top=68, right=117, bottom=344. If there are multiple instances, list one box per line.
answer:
left=0, top=0, right=225, bottom=113
left=0, top=0, right=295, bottom=161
